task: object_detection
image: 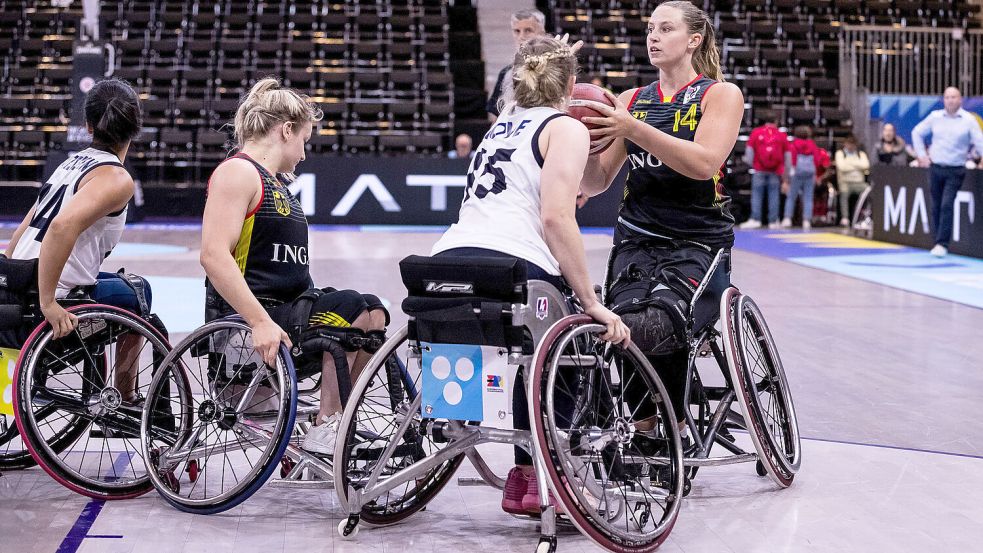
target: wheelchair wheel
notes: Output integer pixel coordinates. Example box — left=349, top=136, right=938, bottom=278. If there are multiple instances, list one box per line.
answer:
left=721, top=289, right=801, bottom=488
left=335, top=326, right=467, bottom=525
left=0, top=415, right=33, bottom=470
left=141, top=318, right=297, bottom=514
left=13, top=305, right=170, bottom=499
left=530, top=315, right=684, bottom=553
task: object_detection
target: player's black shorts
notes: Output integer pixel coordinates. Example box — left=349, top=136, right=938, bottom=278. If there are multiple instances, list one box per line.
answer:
left=267, top=288, right=386, bottom=331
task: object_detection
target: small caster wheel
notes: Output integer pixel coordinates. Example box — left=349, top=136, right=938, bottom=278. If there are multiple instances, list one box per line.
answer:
left=755, top=460, right=767, bottom=477
left=280, top=456, right=296, bottom=478
left=682, top=477, right=692, bottom=497
left=338, top=515, right=359, bottom=539
left=186, top=460, right=200, bottom=482
left=536, top=536, right=557, bottom=553
left=633, top=502, right=651, bottom=531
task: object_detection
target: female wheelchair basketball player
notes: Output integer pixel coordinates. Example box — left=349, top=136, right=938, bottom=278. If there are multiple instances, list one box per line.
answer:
left=0, top=78, right=172, bottom=499
left=199, top=78, right=388, bottom=455
left=572, top=2, right=800, bottom=491
left=575, top=1, right=743, bottom=440
left=430, top=35, right=630, bottom=515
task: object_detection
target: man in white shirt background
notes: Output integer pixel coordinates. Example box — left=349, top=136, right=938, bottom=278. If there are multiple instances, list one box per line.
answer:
left=912, top=87, right=983, bottom=257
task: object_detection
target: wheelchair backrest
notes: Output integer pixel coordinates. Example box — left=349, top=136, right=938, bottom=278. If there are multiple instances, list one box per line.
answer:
left=399, top=255, right=570, bottom=353
left=689, top=249, right=732, bottom=333
left=0, top=256, right=39, bottom=331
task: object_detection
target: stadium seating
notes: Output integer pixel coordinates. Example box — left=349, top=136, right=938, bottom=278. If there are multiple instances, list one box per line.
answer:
left=0, top=0, right=470, bottom=184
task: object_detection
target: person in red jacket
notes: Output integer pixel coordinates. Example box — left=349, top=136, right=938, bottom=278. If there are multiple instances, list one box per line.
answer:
left=782, top=125, right=821, bottom=229
left=740, top=113, right=791, bottom=229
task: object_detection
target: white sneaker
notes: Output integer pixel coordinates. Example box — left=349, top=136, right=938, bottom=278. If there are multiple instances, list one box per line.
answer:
left=739, top=219, right=762, bottom=229
left=802, top=221, right=811, bottom=231
left=780, top=218, right=792, bottom=228
left=302, top=413, right=341, bottom=455
left=767, top=221, right=779, bottom=229
left=839, top=218, right=850, bottom=227
left=930, top=244, right=948, bottom=257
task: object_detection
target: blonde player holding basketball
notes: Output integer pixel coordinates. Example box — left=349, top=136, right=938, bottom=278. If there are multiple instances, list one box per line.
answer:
left=431, top=36, right=629, bottom=515
left=575, top=1, right=744, bottom=436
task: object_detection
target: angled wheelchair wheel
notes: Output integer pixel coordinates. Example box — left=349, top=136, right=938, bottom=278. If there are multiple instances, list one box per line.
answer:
left=530, top=315, right=684, bottom=553
left=13, top=305, right=170, bottom=499
left=141, top=317, right=297, bottom=514
left=335, top=325, right=467, bottom=525
left=721, top=289, right=801, bottom=488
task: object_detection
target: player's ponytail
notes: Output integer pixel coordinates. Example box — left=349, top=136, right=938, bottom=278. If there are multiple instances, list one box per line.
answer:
left=233, top=77, right=323, bottom=148
left=85, top=78, right=142, bottom=150
left=508, top=36, right=578, bottom=110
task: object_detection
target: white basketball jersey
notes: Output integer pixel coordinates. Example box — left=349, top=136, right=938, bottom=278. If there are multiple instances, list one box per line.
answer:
left=13, top=148, right=128, bottom=297
left=432, top=105, right=568, bottom=275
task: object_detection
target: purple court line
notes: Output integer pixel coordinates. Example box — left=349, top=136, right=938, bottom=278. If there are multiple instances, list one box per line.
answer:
left=56, top=452, right=133, bottom=552
left=799, top=435, right=983, bottom=461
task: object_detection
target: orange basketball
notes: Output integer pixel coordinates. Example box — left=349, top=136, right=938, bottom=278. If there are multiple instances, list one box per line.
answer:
left=567, top=83, right=616, bottom=154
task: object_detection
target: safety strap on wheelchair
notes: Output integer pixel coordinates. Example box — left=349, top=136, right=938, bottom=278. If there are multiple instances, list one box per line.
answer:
left=285, top=287, right=325, bottom=342
left=292, top=325, right=386, bottom=409
left=115, top=268, right=151, bottom=318
left=295, top=325, right=386, bottom=356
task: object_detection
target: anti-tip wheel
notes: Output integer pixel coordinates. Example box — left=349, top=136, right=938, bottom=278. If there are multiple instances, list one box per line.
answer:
left=535, top=536, right=557, bottom=553
left=338, top=516, right=359, bottom=539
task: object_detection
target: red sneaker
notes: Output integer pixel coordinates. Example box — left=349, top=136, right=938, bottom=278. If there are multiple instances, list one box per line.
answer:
left=502, top=467, right=531, bottom=515
left=521, top=473, right=562, bottom=515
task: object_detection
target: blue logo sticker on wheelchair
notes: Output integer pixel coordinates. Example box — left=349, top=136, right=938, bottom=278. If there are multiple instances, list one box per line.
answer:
left=0, top=347, right=18, bottom=416
left=420, top=342, right=485, bottom=421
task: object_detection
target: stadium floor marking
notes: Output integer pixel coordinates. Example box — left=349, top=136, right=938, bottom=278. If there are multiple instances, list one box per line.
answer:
left=735, top=229, right=983, bottom=309
left=56, top=453, right=131, bottom=553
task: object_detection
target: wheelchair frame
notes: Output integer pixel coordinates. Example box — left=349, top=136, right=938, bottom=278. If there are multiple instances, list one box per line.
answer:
left=12, top=303, right=172, bottom=498
left=335, top=276, right=686, bottom=553
left=608, top=249, right=802, bottom=492
left=140, top=316, right=380, bottom=513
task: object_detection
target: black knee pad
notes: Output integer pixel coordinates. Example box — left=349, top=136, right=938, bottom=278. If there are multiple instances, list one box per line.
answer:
left=621, top=306, right=687, bottom=353
left=607, top=264, right=693, bottom=354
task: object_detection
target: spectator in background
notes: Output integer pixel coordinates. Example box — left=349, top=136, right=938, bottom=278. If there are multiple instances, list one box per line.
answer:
left=874, top=123, right=912, bottom=166
left=782, top=125, right=819, bottom=230
left=486, top=9, right=547, bottom=121
left=448, top=133, right=474, bottom=160
left=834, top=134, right=870, bottom=227
left=740, top=113, right=791, bottom=229
left=912, top=86, right=983, bottom=257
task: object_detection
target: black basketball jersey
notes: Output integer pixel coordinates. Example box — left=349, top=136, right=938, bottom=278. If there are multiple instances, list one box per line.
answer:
left=620, top=75, right=735, bottom=248
left=206, top=153, right=312, bottom=303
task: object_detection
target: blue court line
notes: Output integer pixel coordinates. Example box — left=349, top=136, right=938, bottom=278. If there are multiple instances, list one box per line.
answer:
left=56, top=452, right=132, bottom=552
left=800, top=435, right=983, bottom=461
left=56, top=500, right=109, bottom=553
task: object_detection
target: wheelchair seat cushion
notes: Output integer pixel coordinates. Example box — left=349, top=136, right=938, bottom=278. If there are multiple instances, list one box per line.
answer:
left=400, top=255, right=527, bottom=303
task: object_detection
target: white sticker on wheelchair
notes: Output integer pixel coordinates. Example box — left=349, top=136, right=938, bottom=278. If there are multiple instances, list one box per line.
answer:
left=0, top=347, right=19, bottom=416
left=420, top=342, right=514, bottom=423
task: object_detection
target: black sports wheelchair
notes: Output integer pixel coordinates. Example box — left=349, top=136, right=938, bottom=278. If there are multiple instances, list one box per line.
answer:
left=138, top=287, right=387, bottom=514
left=0, top=255, right=171, bottom=500
left=334, top=251, right=800, bottom=553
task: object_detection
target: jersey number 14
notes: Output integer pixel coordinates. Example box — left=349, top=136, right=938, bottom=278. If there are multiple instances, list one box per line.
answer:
left=673, top=104, right=698, bottom=133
